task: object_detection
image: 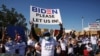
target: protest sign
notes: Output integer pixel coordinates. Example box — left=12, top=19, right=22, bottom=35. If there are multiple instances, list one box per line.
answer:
left=30, top=6, right=62, bottom=25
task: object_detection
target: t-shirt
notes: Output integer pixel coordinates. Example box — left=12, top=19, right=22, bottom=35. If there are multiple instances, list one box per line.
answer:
left=5, top=41, right=15, bottom=54
left=91, top=36, right=97, bottom=44
left=85, top=45, right=92, bottom=51
left=68, top=47, right=73, bottom=54
left=19, top=42, right=26, bottom=56
left=40, top=37, right=57, bottom=56
left=82, top=38, right=90, bottom=44
left=27, top=39, right=36, bottom=46
left=14, top=42, right=20, bottom=50
left=59, top=39, right=66, bottom=51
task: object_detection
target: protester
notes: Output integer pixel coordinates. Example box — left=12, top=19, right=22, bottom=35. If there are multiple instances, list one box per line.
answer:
left=0, top=41, right=5, bottom=53
left=86, top=43, right=94, bottom=56
left=73, top=43, right=79, bottom=56
left=25, top=46, right=34, bottom=56
left=0, top=21, right=100, bottom=56
left=19, top=40, right=26, bottom=56
left=5, top=36, right=15, bottom=54
left=68, top=44, right=74, bottom=56
left=77, top=41, right=83, bottom=56
left=56, top=41, right=61, bottom=56
left=30, top=22, right=63, bottom=56
left=14, top=40, right=20, bottom=54
left=27, top=34, right=36, bottom=56
left=59, top=37, right=67, bottom=56
left=90, top=34, right=98, bottom=54
left=35, top=42, right=41, bottom=56
left=83, top=47, right=89, bottom=56
left=15, top=30, right=21, bottom=42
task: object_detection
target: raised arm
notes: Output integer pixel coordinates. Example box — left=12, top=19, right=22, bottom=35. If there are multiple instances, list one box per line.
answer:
left=56, top=23, right=63, bottom=41
left=30, top=23, right=39, bottom=42
left=2, top=29, right=5, bottom=42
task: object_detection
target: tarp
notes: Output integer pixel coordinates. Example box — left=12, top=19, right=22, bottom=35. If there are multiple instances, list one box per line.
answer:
left=6, top=26, right=26, bottom=41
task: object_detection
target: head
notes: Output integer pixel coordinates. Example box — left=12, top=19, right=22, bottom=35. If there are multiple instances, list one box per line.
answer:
left=88, top=43, right=92, bottom=47
left=61, top=37, right=64, bottom=42
left=43, top=32, right=51, bottom=41
left=78, top=41, right=82, bottom=46
left=7, top=36, right=12, bottom=42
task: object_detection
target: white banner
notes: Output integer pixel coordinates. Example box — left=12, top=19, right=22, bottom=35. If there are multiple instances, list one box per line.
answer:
left=30, top=6, right=62, bottom=24
left=89, top=23, right=100, bottom=31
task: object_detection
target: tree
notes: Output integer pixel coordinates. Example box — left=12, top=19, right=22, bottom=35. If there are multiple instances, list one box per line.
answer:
left=0, top=4, right=27, bottom=30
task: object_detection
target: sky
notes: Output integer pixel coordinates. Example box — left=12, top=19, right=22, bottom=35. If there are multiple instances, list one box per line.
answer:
left=0, top=0, right=100, bottom=31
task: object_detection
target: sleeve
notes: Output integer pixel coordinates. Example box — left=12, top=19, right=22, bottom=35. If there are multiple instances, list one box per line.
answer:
left=56, top=24, right=63, bottom=41
left=53, top=38, right=59, bottom=47
left=31, top=24, right=39, bottom=42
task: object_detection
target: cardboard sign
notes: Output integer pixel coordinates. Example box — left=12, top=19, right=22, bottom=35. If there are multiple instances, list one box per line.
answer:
left=30, top=6, right=62, bottom=25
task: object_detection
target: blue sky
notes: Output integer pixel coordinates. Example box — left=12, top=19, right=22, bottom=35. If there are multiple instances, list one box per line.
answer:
left=0, top=0, right=100, bottom=31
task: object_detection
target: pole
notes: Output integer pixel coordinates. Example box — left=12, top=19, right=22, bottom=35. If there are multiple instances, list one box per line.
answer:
left=82, top=16, right=84, bottom=32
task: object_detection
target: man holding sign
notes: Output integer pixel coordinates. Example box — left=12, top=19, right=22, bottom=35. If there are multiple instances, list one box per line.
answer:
left=30, top=6, right=63, bottom=56
left=30, top=22, right=63, bottom=56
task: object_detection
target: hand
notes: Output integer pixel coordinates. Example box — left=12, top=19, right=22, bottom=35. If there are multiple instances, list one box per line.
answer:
left=29, top=21, right=34, bottom=26
left=29, top=21, right=33, bottom=25
left=59, top=22, right=63, bottom=27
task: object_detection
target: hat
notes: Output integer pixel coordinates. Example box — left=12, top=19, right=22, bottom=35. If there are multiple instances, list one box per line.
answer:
left=43, top=32, right=50, bottom=36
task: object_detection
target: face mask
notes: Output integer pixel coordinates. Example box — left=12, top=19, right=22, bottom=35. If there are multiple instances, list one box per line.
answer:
left=45, top=36, right=50, bottom=40
left=78, top=43, right=82, bottom=46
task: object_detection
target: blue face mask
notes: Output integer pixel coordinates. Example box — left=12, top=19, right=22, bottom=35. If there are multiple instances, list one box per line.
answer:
left=45, top=36, right=50, bottom=40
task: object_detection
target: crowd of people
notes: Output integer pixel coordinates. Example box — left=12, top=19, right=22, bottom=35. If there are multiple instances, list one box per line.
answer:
left=0, top=22, right=100, bottom=56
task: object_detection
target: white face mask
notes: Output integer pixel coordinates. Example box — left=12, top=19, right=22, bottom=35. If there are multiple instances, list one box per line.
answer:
left=45, top=36, right=50, bottom=40
left=78, top=43, right=82, bottom=46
